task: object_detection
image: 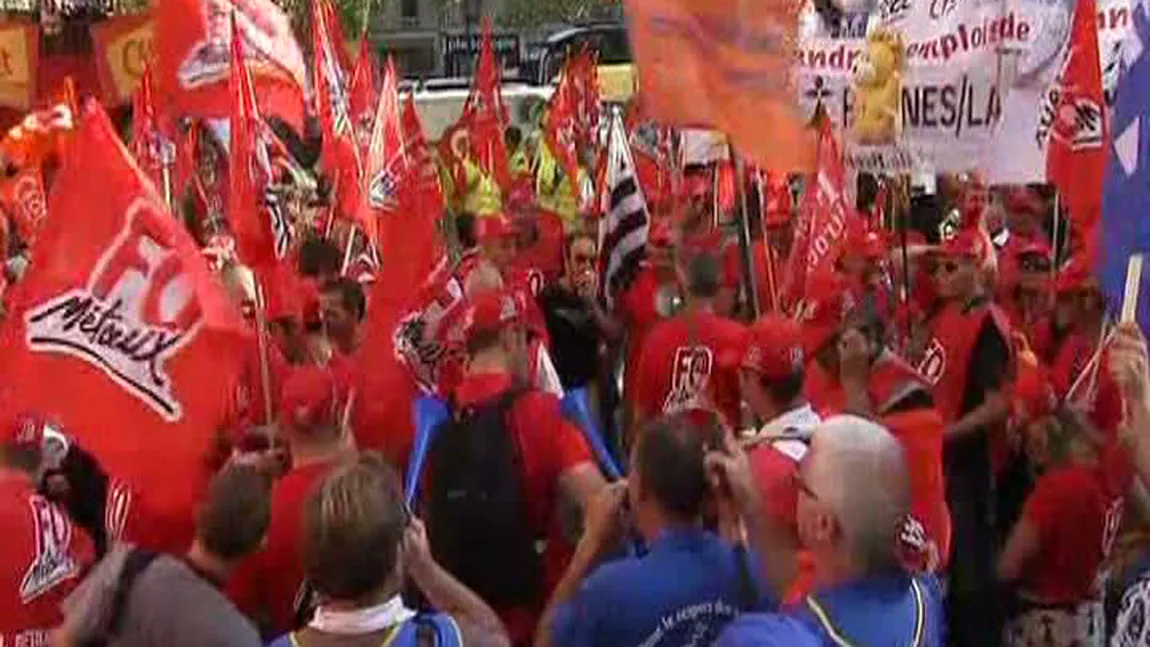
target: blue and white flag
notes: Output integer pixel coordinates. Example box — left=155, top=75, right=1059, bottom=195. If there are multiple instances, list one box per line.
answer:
left=1100, top=0, right=1150, bottom=330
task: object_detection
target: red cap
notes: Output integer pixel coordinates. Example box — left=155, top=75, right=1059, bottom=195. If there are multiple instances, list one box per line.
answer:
left=648, top=218, right=674, bottom=249
left=278, top=365, right=342, bottom=431
left=798, top=271, right=857, bottom=356
left=505, top=178, right=536, bottom=213
left=738, top=316, right=805, bottom=379
left=1013, top=362, right=1057, bottom=423
left=477, top=214, right=516, bottom=242
left=1015, top=239, right=1053, bottom=261
left=464, top=290, right=521, bottom=338
left=843, top=218, right=886, bottom=261
left=1005, top=186, right=1044, bottom=216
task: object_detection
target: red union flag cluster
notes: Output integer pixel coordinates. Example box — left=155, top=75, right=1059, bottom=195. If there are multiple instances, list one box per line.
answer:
left=625, top=0, right=812, bottom=171
left=0, top=100, right=248, bottom=525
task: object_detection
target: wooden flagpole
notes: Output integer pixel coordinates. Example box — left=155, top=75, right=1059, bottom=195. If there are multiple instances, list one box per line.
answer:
left=253, top=279, right=275, bottom=432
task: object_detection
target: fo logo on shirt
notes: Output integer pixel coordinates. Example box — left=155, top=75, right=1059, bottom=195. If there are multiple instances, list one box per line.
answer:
left=24, top=199, right=203, bottom=421
left=20, top=495, right=78, bottom=603
left=663, top=346, right=714, bottom=414
left=917, top=337, right=947, bottom=386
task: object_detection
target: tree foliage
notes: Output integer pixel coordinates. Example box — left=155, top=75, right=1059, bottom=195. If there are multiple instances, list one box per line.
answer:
left=500, top=0, right=621, bottom=29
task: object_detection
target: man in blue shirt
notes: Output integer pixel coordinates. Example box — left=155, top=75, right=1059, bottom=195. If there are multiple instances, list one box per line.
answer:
left=710, top=416, right=945, bottom=646
left=537, top=414, right=758, bottom=647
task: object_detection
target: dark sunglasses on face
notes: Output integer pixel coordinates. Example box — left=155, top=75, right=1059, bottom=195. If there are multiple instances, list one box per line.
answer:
left=1020, top=257, right=1051, bottom=273
left=572, top=253, right=597, bottom=265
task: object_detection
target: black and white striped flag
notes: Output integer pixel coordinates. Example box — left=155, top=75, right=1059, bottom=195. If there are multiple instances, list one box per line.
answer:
left=599, top=111, right=650, bottom=309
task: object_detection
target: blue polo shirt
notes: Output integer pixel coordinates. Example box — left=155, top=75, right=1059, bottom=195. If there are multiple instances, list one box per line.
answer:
left=549, top=528, right=761, bottom=647
left=716, top=574, right=944, bottom=647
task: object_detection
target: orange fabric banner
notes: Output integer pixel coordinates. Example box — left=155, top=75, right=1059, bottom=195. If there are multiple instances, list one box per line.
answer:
left=91, top=13, right=154, bottom=106
left=625, top=0, right=812, bottom=171
left=0, top=22, right=38, bottom=111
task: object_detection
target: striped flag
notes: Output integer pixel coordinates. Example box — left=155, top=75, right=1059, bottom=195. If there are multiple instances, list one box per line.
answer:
left=600, top=111, right=650, bottom=309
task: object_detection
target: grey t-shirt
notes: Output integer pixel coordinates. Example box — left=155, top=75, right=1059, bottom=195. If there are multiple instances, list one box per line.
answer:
left=62, top=544, right=261, bottom=647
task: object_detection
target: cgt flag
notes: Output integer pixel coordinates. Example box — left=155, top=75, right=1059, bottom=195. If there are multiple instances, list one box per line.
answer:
left=0, top=100, right=248, bottom=529
left=624, top=0, right=812, bottom=171
left=1100, top=1, right=1150, bottom=330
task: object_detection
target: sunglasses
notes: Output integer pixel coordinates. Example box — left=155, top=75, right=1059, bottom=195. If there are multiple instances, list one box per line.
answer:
left=1020, top=257, right=1052, bottom=273
left=572, top=253, right=597, bottom=265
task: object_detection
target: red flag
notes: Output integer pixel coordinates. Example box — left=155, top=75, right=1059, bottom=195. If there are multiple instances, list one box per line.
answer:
left=461, top=18, right=511, bottom=190
left=155, top=0, right=306, bottom=129
left=784, top=121, right=850, bottom=310
left=0, top=167, right=48, bottom=246
left=402, top=93, right=445, bottom=214
left=350, top=39, right=379, bottom=159
left=544, top=66, right=582, bottom=193
left=569, top=46, right=600, bottom=150
left=131, top=64, right=169, bottom=195
left=0, top=99, right=248, bottom=532
left=312, top=0, right=362, bottom=231
left=229, top=18, right=295, bottom=272
left=358, top=57, right=406, bottom=243
left=626, top=0, right=811, bottom=171
left=1045, top=0, right=1106, bottom=263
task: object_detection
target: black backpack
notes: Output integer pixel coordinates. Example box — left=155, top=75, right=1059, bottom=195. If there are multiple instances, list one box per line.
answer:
left=424, top=389, right=541, bottom=607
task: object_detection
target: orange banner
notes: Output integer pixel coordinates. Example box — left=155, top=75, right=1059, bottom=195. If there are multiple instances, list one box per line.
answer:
left=91, top=13, right=154, bottom=106
left=0, top=22, right=39, bottom=111
left=625, top=0, right=812, bottom=171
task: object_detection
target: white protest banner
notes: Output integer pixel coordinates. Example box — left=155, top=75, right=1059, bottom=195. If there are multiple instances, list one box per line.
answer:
left=792, top=0, right=1132, bottom=178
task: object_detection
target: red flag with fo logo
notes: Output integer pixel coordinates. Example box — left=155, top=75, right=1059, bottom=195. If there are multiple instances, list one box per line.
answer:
left=0, top=99, right=249, bottom=534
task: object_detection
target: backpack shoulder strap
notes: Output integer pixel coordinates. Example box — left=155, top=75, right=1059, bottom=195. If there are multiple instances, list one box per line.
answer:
left=105, top=548, right=159, bottom=638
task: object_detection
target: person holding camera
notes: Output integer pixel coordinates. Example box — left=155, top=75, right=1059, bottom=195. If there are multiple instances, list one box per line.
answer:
left=536, top=414, right=760, bottom=647
left=711, top=416, right=945, bottom=646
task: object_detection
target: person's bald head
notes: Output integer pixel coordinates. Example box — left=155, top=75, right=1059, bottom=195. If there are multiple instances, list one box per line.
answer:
left=798, top=416, right=910, bottom=575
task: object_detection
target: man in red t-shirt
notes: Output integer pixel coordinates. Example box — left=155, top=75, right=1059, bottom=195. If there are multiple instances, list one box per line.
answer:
left=618, top=218, right=680, bottom=403
left=444, top=290, right=606, bottom=645
left=0, top=418, right=95, bottom=646
left=634, top=251, right=746, bottom=429
left=228, top=364, right=352, bottom=635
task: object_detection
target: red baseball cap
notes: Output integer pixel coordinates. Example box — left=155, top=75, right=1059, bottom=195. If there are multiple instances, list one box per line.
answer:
left=842, top=218, right=886, bottom=261
left=738, top=316, right=805, bottom=379
left=477, top=213, right=517, bottom=242
left=648, top=218, right=674, bottom=249
left=278, top=365, right=342, bottom=431
left=1005, top=186, right=1044, bottom=216
left=798, top=271, right=857, bottom=357
left=464, top=290, right=521, bottom=338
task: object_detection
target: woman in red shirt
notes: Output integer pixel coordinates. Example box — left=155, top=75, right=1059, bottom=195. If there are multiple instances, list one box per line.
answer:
left=998, top=409, right=1115, bottom=647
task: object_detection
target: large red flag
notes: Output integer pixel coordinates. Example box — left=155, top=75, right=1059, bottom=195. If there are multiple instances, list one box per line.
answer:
left=1045, top=0, right=1106, bottom=263
left=358, top=57, right=406, bottom=243
left=461, top=18, right=511, bottom=190
left=626, top=0, right=811, bottom=171
left=784, top=121, right=850, bottom=310
left=544, top=67, right=582, bottom=191
left=154, top=0, right=306, bottom=129
left=350, top=39, right=379, bottom=160
left=229, top=21, right=295, bottom=272
left=0, top=99, right=248, bottom=532
left=0, top=167, right=48, bottom=247
left=131, top=64, right=169, bottom=196
left=312, top=0, right=361, bottom=225
left=402, top=93, right=445, bottom=214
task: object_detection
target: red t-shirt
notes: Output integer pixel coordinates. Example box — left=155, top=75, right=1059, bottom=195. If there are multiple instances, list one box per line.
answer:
left=515, top=211, right=565, bottom=289
left=0, top=472, right=95, bottom=644
left=633, top=311, right=746, bottom=426
left=619, top=266, right=666, bottom=399
left=452, top=371, right=594, bottom=645
left=1019, top=464, right=1109, bottom=604
left=228, top=460, right=336, bottom=634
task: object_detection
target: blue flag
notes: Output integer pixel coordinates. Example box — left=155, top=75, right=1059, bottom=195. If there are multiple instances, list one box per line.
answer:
left=1101, top=2, right=1150, bottom=330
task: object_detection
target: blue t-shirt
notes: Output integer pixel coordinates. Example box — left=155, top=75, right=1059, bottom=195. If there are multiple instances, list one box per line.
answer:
left=550, top=528, right=762, bottom=647
left=716, top=574, right=945, bottom=647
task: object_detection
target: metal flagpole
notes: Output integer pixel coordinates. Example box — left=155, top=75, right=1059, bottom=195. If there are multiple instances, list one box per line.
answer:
left=730, top=145, right=761, bottom=319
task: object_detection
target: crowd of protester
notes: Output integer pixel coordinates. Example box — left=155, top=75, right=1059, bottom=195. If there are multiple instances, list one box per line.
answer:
left=4, top=100, right=1150, bottom=647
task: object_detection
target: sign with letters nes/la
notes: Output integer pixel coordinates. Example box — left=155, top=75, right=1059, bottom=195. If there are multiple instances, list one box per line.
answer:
left=0, top=22, right=38, bottom=111
left=793, top=0, right=1132, bottom=178
left=91, top=13, right=154, bottom=105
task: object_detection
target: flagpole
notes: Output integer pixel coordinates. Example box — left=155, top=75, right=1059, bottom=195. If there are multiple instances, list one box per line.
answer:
left=756, top=172, right=781, bottom=314
left=253, top=278, right=276, bottom=432
left=341, top=226, right=358, bottom=275
left=1051, top=190, right=1061, bottom=279
left=730, top=144, right=761, bottom=319
left=896, top=176, right=913, bottom=349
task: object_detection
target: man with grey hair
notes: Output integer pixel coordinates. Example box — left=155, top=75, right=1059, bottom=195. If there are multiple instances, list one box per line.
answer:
left=709, top=416, right=944, bottom=646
